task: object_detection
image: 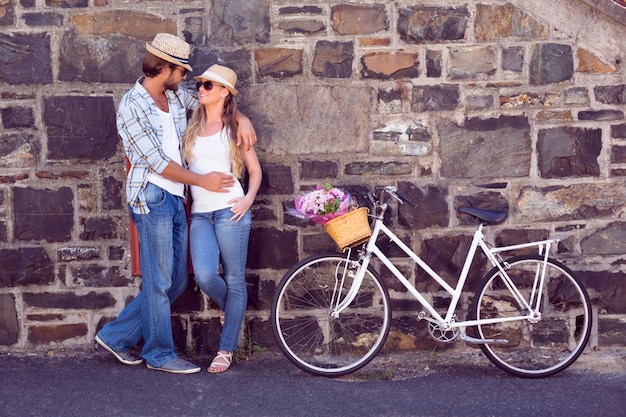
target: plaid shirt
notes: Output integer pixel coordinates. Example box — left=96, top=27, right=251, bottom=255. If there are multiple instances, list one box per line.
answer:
left=117, top=78, right=198, bottom=214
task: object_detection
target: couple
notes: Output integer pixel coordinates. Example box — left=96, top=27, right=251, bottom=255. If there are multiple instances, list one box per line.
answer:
left=95, top=33, right=262, bottom=374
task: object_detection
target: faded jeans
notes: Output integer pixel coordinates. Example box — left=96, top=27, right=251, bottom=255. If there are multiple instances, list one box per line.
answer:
left=97, top=183, right=188, bottom=367
left=190, top=208, right=251, bottom=352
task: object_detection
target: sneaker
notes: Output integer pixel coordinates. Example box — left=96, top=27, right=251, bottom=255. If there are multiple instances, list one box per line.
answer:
left=147, top=358, right=201, bottom=374
left=95, top=335, right=143, bottom=366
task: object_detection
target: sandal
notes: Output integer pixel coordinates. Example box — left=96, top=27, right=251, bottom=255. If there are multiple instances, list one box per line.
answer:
left=208, top=351, right=232, bottom=374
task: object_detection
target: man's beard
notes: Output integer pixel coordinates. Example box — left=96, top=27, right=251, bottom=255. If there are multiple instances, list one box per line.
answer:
left=163, top=76, right=179, bottom=92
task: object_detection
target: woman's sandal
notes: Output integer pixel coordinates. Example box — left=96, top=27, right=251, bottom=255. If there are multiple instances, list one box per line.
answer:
left=208, top=351, right=232, bottom=374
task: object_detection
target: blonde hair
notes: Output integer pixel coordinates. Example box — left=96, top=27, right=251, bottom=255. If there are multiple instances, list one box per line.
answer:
left=182, top=94, right=246, bottom=179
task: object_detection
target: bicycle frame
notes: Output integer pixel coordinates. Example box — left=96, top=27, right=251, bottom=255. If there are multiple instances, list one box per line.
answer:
left=334, top=204, right=557, bottom=333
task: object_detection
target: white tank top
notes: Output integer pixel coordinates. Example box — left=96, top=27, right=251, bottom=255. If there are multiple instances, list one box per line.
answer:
left=188, top=128, right=244, bottom=213
left=147, top=107, right=185, bottom=197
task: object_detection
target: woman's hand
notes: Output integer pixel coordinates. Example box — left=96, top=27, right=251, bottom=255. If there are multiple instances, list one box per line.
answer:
left=228, top=196, right=253, bottom=222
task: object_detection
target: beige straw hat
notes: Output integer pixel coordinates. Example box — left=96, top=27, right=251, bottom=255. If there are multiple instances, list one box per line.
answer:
left=146, top=33, right=192, bottom=72
left=194, top=64, right=238, bottom=96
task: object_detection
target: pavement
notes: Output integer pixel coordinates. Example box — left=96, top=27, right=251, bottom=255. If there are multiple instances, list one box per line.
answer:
left=0, top=347, right=625, bottom=417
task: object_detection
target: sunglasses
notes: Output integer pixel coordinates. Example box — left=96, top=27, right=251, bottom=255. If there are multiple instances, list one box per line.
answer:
left=173, top=66, right=188, bottom=76
left=196, top=80, right=224, bottom=91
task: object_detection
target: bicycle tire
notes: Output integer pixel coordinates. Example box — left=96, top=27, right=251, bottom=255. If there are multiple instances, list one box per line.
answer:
left=471, top=255, right=592, bottom=378
left=271, top=253, right=391, bottom=377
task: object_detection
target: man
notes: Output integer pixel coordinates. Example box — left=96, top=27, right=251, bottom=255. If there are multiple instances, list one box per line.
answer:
left=95, top=33, right=256, bottom=374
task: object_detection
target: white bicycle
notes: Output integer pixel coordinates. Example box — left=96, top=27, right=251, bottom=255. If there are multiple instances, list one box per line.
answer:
left=271, top=186, right=592, bottom=378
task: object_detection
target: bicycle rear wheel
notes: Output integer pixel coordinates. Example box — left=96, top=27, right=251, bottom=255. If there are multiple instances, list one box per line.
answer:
left=471, top=255, right=592, bottom=378
left=271, top=253, right=391, bottom=377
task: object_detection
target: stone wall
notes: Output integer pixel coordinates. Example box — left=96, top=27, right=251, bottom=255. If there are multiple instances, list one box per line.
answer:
left=1, top=0, right=625, bottom=355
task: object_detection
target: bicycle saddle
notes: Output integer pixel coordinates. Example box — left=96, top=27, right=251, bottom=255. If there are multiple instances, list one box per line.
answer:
left=458, top=206, right=507, bottom=224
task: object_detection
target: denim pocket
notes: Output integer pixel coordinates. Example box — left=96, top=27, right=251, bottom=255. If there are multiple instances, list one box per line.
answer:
left=143, top=182, right=167, bottom=207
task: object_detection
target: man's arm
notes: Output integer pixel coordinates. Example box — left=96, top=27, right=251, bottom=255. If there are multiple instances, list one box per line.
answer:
left=234, top=110, right=257, bottom=151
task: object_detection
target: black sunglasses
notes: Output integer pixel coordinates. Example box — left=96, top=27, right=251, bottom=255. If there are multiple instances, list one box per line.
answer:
left=196, top=81, right=223, bottom=91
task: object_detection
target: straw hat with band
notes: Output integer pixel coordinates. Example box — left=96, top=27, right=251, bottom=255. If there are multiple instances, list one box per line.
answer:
left=194, top=64, right=238, bottom=96
left=146, top=33, right=193, bottom=72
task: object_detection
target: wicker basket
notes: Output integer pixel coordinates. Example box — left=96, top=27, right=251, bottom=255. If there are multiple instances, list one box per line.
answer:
left=323, top=207, right=371, bottom=250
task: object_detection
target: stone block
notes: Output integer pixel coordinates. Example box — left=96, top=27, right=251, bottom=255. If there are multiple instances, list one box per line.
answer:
left=611, top=124, right=626, bottom=138
left=14, top=187, right=74, bottom=243
left=312, top=41, right=353, bottom=78
left=23, top=291, right=116, bottom=309
left=515, top=183, right=626, bottom=223
left=398, top=6, right=469, bottom=43
left=300, top=160, right=338, bottom=180
left=72, top=266, right=131, bottom=287
left=0, top=33, right=52, bottom=85
left=209, top=0, right=269, bottom=46
left=344, top=161, right=412, bottom=176
left=372, top=120, right=432, bottom=157
left=466, top=95, right=494, bottom=110
left=28, top=323, right=88, bottom=344
left=44, top=96, right=117, bottom=160
left=530, top=43, right=573, bottom=85
left=80, top=217, right=117, bottom=240
left=578, top=110, right=624, bottom=121
left=577, top=48, right=617, bottom=73
left=412, top=85, right=459, bottom=112
left=0, top=294, right=18, bottom=345
left=46, top=0, right=88, bottom=7
left=23, top=12, right=64, bottom=26
left=0, top=133, right=39, bottom=168
left=248, top=227, right=298, bottom=269
left=581, top=222, right=626, bottom=255
left=438, top=116, right=531, bottom=179
left=502, top=46, right=524, bottom=72
left=278, top=20, right=325, bottom=35
left=0, top=106, right=35, bottom=128
left=475, top=3, right=548, bottom=41
left=598, top=316, right=626, bottom=346
left=331, top=4, right=388, bottom=35
left=579, top=271, right=626, bottom=314
left=58, top=246, right=100, bottom=261
left=397, top=182, right=448, bottom=230
left=537, top=127, right=601, bottom=178
left=426, top=50, right=442, bottom=77
left=595, top=84, right=626, bottom=105
left=0, top=1, right=14, bottom=26
left=242, top=85, right=370, bottom=155
left=564, top=87, right=589, bottom=105
left=108, top=246, right=124, bottom=261
left=102, top=176, right=123, bottom=210
left=377, top=88, right=402, bottom=114
left=361, top=51, right=419, bottom=79
left=448, top=45, right=497, bottom=80
left=255, top=48, right=303, bottom=78
left=259, top=163, right=293, bottom=195
left=279, top=6, right=322, bottom=15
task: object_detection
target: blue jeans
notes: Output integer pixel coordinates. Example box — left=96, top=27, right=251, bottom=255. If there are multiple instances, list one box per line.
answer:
left=190, top=208, right=251, bottom=352
left=97, top=183, right=189, bottom=367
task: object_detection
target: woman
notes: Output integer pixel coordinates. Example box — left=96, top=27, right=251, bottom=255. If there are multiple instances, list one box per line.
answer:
left=182, top=64, right=262, bottom=373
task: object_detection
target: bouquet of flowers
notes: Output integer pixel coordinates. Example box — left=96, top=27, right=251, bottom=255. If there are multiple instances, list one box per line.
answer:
left=286, top=183, right=352, bottom=225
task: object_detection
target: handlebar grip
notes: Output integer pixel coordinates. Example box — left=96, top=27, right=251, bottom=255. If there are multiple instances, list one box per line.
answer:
left=396, top=189, right=418, bottom=207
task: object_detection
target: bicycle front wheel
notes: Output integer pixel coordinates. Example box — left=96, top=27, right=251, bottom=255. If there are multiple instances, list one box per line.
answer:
left=271, top=253, right=391, bottom=377
left=471, top=255, right=592, bottom=378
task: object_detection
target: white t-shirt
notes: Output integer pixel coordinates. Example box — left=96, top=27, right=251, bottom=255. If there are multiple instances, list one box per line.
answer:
left=188, top=128, right=244, bottom=213
left=147, top=107, right=185, bottom=197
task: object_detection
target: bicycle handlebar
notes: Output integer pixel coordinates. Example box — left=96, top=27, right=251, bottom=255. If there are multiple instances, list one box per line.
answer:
left=370, top=186, right=418, bottom=208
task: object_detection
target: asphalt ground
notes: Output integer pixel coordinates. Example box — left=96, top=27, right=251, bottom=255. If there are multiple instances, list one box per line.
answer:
left=0, top=348, right=624, bottom=417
